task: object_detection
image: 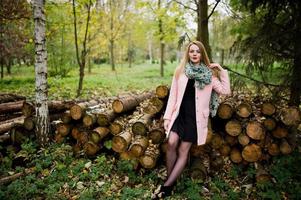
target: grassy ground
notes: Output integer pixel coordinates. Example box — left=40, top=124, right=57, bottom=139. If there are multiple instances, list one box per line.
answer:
left=0, top=62, right=176, bottom=100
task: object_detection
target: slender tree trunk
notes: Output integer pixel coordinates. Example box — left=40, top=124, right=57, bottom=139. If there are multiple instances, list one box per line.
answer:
left=109, top=0, right=115, bottom=71
left=88, top=58, right=91, bottom=73
left=110, top=39, right=115, bottom=71
left=220, top=48, right=224, bottom=66
left=1, top=60, right=3, bottom=79
left=158, top=0, right=164, bottom=77
left=128, top=32, right=132, bottom=68
left=289, top=13, right=301, bottom=106
left=160, top=41, right=164, bottom=77
left=196, top=0, right=212, bottom=60
left=60, top=23, right=65, bottom=73
left=73, top=0, right=92, bottom=97
left=6, top=60, right=11, bottom=74
left=148, top=37, right=153, bottom=64
left=33, top=0, right=50, bottom=147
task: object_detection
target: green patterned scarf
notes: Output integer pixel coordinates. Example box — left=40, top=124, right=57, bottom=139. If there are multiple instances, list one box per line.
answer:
left=184, top=62, right=219, bottom=117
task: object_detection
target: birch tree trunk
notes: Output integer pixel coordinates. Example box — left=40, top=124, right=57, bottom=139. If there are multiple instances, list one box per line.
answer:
left=33, top=0, right=50, bottom=147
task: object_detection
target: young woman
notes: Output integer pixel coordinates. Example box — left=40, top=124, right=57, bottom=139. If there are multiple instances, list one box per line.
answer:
left=153, top=41, right=231, bottom=199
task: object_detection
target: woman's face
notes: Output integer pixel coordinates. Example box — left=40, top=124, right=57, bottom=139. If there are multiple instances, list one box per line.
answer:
left=188, top=44, right=201, bottom=65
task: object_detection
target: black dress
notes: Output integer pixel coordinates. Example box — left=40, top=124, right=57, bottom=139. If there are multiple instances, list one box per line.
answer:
left=170, top=78, right=197, bottom=144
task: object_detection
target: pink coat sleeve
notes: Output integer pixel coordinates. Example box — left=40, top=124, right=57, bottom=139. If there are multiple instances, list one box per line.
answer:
left=163, top=75, right=177, bottom=120
left=212, top=69, right=231, bottom=95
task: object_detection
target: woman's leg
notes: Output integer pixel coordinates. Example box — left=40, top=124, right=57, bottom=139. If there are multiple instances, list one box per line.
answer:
left=164, top=141, right=192, bottom=186
left=166, top=131, right=180, bottom=177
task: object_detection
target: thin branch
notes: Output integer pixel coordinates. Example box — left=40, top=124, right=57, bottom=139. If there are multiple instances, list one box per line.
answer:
left=72, top=0, right=81, bottom=67
left=223, top=65, right=280, bottom=87
left=82, top=0, right=92, bottom=59
left=173, top=0, right=197, bottom=11
left=207, top=0, right=220, bottom=19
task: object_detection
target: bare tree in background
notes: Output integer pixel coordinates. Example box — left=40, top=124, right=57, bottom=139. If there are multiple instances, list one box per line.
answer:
left=72, top=0, right=92, bottom=97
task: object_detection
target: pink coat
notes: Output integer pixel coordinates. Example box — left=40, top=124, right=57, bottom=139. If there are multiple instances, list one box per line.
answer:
left=163, top=69, right=231, bottom=145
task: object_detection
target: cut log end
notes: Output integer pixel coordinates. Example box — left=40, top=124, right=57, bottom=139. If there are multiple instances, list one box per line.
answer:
left=156, top=85, right=169, bottom=99
left=261, top=102, right=276, bottom=116
left=242, top=144, right=262, bottom=162
left=225, top=120, right=242, bottom=136
left=70, top=104, right=84, bottom=120
left=112, top=100, right=124, bottom=113
left=109, top=122, right=123, bottom=135
left=217, top=103, right=233, bottom=119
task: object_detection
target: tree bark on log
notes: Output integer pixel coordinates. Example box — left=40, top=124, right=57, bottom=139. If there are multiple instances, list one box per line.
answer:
left=143, top=97, right=164, bottom=115
left=0, top=93, right=26, bottom=104
left=109, top=121, right=123, bottom=136
left=83, top=141, right=100, bottom=156
left=112, top=92, right=153, bottom=113
left=23, top=116, right=35, bottom=131
left=132, top=113, right=153, bottom=136
left=57, top=123, right=72, bottom=137
left=129, top=136, right=149, bottom=157
left=0, top=100, right=25, bottom=114
left=112, top=130, right=132, bottom=153
left=91, top=127, right=110, bottom=143
left=139, top=143, right=160, bottom=169
left=97, top=110, right=117, bottom=126
left=83, top=113, right=97, bottom=127
left=0, top=116, right=25, bottom=134
left=280, top=107, right=301, bottom=126
left=190, top=158, right=207, bottom=181
left=70, top=102, right=87, bottom=120
left=148, top=128, right=165, bottom=144
left=61, top=111, right=72, bottom=124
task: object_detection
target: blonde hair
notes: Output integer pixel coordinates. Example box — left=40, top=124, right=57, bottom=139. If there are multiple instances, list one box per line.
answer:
left=175, top=41, right=211, bottom=79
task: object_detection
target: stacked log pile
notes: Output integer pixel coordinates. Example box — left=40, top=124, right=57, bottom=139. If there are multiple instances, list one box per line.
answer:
left=188, top=93, right=301, bottom=182
left=1, top=89, right=300, bottom=176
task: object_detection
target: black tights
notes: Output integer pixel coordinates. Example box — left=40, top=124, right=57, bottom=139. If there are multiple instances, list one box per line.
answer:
left=164, top=131, right=192, bottom=186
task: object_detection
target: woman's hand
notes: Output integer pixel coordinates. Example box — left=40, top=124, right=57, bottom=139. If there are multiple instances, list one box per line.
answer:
left=209, top=63, right=224, bottom=71
left=164, top=119, right=170, bottom=131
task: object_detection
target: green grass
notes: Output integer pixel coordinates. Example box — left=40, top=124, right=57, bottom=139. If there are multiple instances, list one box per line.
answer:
left=0, top=62, right=176, bottom=100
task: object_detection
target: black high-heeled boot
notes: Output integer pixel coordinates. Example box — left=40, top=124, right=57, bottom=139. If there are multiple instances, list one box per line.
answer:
left=152, top=184, right=173, bottom=199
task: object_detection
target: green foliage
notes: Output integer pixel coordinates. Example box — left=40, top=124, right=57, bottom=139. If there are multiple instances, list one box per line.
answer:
left=210, top=177, right=243, bottom=200
left=229, top=164, right=244, bottom=178
left=256, top=151, right=301, bottom=200
left=120, top=186, right=148, bottom=200
left=174, top=175, right=204, bottom=200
